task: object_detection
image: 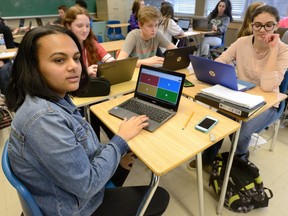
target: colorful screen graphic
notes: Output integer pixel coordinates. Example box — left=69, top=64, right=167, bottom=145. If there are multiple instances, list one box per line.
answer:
left=137, top=69, right=182, bottom=104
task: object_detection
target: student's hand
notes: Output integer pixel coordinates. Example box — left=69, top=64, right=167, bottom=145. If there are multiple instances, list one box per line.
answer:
left=120, top=152, right=136, bottom=170
left=87, top=64, right=98, bottom=77
left=117, top=115, right=149, bottom=141
left=12, top=28, right=19, bottom=35
left=263, top=33, right=280, bottom=47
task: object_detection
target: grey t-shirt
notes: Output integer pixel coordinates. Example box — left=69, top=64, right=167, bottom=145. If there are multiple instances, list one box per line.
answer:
left=121, top=29, right=171, bottom=59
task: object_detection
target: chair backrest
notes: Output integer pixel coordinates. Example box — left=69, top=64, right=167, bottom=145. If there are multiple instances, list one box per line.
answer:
left=2, top=140, right=43, bottom=216
left=96, top=34, right=103, bottom=43
left=107, top=20, right=122, bottom=35
left=277, top=71, right=288, bottom=113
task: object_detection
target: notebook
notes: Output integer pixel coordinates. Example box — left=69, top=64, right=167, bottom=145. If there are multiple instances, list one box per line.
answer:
left=108, top=65, right=186, bottom=132
left=177, top=19, right=191, bottom=31
left=189, top=55, right=256, bottom=91
left=97, top=57, right=138, bottom=85
left=192, top=18, right=211, bottom=31
left=161, top=46, right=197, bottom=71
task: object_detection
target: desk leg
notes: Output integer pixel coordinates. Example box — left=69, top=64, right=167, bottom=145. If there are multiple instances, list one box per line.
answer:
left=83, top=105, right=91, bottom=124
left=136, top=172, right=160, bottom=216
left=196, top=153, right=204, bottom=216
left=217, top=120, right=242, bottom=215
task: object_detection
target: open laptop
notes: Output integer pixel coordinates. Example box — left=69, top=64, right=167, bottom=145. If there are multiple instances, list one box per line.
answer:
left=159, top=46, right=197, bottom=71
left=177, top=18, right=191, bottom=32
left=108, top=65, right=186, bottom=132
left=189, top=55, right=256, bottom=91
left=192, top=18, right=211, bottom=31
left=97, top=57, right=138, bottom=85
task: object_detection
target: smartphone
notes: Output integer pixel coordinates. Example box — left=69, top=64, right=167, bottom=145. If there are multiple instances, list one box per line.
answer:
left=195, top=116, right=218, bottom=133
left=184, top=79, right=194, bottom=87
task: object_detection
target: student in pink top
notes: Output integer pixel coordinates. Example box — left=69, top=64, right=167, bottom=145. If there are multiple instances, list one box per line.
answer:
left=63, top=6, right=115, bottom=77
left=279, top=17, right=288, bottom=28
left=188, top=5, right=288, bottom=170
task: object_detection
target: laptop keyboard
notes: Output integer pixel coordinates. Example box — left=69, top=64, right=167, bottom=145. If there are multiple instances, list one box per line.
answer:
left=119, top=100, right=171, bottom=123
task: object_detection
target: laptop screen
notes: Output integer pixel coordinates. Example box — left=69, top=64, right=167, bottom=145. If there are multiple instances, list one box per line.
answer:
left=135, top=65, right=185, bottom=111
left=178, top=19, right=190, bottom=31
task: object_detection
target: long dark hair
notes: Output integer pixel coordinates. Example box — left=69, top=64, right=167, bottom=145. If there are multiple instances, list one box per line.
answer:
left=159, top=2, right=174, bottom=32
left=251, top=5, right=280, bottom=23
left=6, top=25, right=89, bottom=112
left=208, top=0, right=233, bottom=22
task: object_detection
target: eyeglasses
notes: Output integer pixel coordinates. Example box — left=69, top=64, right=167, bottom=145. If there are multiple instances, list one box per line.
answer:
left=251, top=22, right=277, bottom=31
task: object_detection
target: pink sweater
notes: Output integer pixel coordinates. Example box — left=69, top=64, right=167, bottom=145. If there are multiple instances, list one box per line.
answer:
left=279, top=17, right=288, bottom=28
left=216, top=35, right=288, bottom=93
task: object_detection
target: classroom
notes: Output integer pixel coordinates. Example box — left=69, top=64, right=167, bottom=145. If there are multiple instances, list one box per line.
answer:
left=1, top=0, right=288, bottom=215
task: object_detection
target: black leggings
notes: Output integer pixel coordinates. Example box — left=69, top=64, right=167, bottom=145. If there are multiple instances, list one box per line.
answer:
left=91, top=186, right=170, bottom=216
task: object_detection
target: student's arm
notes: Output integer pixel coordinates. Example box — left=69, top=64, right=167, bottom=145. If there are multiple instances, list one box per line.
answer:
left=217, top=17, right=230, bottom=34
left=166, top=42, right=177, bottom=50
left=260, top=35, right=288, bottom=91
left=169, top=19, right=184, bottom=37
left=117, top=50, right=164, bottom=67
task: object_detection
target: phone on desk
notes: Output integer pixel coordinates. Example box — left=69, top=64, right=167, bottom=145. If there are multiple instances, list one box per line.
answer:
left=195, top=116, right=218, bottom=133
left=184, top=79, right=194, bottom=87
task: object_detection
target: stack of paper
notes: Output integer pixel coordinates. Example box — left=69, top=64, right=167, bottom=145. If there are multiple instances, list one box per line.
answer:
left=201, top=84, right=264, bottom=109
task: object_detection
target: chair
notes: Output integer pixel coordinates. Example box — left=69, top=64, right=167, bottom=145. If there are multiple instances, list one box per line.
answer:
left=91, top=21, right=107, bottom=43
left=256, top=71, right=288, bottom=151
left=2, top=140, right=43, bottom=216
left=96, top=34, right=103, bottom=43
left=210, top=31, right=226, bottom=50
left=209, top=31, right=227, bottom=60
left=106, top=20, right=125, bottom=41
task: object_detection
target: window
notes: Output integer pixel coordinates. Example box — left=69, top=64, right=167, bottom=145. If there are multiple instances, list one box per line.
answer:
left=205, top=0, right=287, bottom=19
left=248, top=0, right=288, bottom=18
left=145, top=0, right=195, bottom=15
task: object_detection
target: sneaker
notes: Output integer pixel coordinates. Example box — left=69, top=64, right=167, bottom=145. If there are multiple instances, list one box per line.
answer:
left=187, top=160, right=211, bottom=173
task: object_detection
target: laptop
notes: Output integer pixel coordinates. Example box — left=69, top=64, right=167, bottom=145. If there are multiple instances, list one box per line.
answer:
left=108, top=65, right=186, bottom=132
left=97, top=57, right=138, bottom=85
left=159, top=46, right=197, bottom=71
left=192, top=18, right=211, bottom=31
left=177, top=19, right=191, bottom=32
left=189, top=55, right=256, bottom=91
left=36, top=18, right=43, bottom=26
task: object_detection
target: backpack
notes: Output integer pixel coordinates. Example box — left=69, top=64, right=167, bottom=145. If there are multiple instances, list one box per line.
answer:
left=209, top=152, right=273, bottom=213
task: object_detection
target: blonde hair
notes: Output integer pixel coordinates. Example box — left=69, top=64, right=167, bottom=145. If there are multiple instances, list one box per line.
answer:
left=138, top=6, right=161, bottom=25
left=237, top=2, right=265, bottom=38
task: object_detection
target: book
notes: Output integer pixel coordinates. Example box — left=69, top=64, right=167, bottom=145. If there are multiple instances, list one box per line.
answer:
left=201, top=84, right=265, bottom=109
left=195, top=93, right=266, bottom=118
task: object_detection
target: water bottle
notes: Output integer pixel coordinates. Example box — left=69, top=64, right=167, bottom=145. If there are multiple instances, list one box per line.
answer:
left=0, top=33, right=7, bottom=53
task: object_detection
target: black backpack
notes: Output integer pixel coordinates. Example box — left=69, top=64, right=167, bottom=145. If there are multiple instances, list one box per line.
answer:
left=209, top=152, right=273, bottom=213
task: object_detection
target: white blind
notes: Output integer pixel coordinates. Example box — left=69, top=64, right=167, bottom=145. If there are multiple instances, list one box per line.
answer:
left=173, top=0, right=195, bottom=14
left=205, top=0, right=245, bottom=19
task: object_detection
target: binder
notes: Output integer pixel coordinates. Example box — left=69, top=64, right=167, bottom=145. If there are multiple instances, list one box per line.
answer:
left=195, top=93, right=266, bottom=118
left=200, top=84, right=264, bottom=109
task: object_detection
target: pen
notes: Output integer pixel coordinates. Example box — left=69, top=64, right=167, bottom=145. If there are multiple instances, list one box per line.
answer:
left=182, top=111, right=194, bottom=130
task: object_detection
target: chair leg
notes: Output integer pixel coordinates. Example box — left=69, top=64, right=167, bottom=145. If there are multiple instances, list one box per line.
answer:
left=270, top=119, right=280, bottom=152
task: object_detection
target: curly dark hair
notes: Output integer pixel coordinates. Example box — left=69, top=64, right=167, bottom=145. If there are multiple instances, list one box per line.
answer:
left=208, top=0, right=233, bottom=22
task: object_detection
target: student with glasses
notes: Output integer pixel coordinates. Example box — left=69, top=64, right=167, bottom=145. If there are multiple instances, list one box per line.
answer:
left=188, top=5, right=288, bottom=171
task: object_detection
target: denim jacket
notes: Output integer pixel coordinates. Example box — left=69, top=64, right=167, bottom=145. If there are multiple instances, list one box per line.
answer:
left=8, top=94, right=129, bottom=215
